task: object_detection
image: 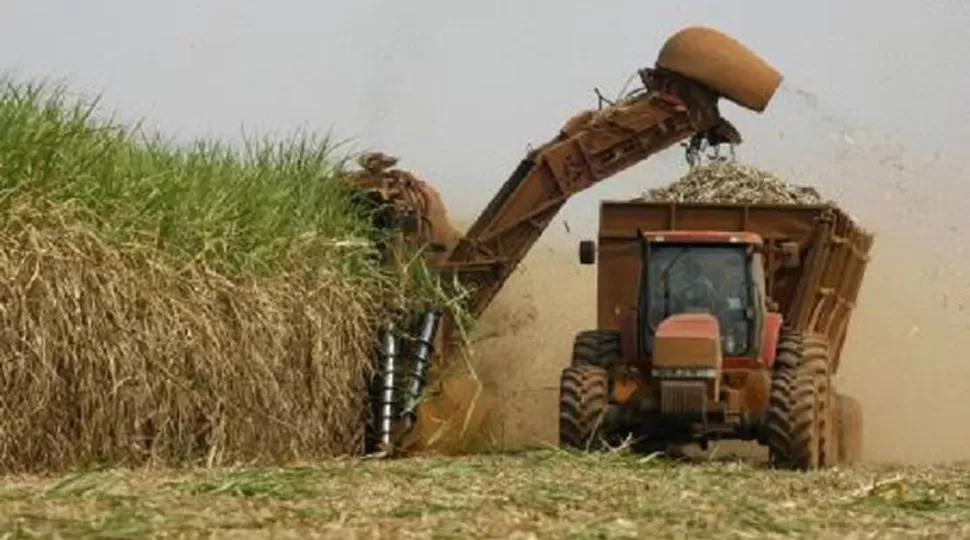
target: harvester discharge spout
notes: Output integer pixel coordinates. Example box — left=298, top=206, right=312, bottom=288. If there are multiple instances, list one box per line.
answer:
left=655, top=26, right=783, bottom=114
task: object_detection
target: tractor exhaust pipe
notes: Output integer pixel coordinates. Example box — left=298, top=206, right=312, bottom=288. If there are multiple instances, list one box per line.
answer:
left=400, top=309, right=442, bottom=422
left=376, top=322, right=400, bottom=450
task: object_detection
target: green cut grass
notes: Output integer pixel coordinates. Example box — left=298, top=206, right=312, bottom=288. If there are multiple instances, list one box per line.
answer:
left=1, top=450, right=968, bottom=539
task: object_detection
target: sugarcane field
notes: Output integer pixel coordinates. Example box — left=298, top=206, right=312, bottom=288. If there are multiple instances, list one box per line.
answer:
left=1, top=4, right=969, bottom=539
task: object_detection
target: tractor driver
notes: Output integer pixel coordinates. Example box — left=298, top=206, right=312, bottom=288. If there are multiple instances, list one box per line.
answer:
left=671, top=257, right=749, bottom=355
left=673, top=258, right=721, bottom=314
left=679, top=253, right=752, bottom=356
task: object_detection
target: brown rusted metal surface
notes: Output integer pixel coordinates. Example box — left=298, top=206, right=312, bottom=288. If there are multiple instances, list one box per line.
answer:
left=347, top=152, right=463, bottom=266
left=652, top=313, right=723, bottom=370
left=736, top=368, right=771, bottom=422
left=594, top=200, right=874, bottom=377
left=641, top=230, right=764, bottom=245
left=611, top=371, right=639, bottom=404
left=656, top=26, right=783, bottom=113
left=652, top=314, right=724, bottom=405
left=760, top=312, right=784, bottom=367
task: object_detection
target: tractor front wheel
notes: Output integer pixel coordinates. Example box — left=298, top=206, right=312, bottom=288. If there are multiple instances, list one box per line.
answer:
left=572, top=330, right=621, bottom=370
left=558, top=364, right=611, bottom=451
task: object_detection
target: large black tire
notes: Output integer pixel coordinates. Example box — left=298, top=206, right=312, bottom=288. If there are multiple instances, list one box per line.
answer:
left=764, top=330, right=834, bottom=470
left=572, top=330, right=622, bottom=370
left=798, top=335, right=836, bottom=468
left=559, top=364, right=611, bottom=451
left=764, top=331, right=800, bottom=467
left=835, top=392, right=863, bottom=464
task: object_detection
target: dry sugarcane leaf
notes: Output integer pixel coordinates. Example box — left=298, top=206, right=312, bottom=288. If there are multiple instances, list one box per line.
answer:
left=638, top=162, right=829, bottom=206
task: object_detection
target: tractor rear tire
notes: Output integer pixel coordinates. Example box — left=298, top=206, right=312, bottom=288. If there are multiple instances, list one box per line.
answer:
left=764, top=331, right=834, bottom=471
left=559, top=364, right=611, bottom=451
left=835, top=392, right=863, bottom=464
left=572, top=330, right=621, bottom=370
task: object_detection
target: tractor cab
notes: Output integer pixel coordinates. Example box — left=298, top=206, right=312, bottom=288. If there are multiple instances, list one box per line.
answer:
left=635, top=231, right=765, bottom=361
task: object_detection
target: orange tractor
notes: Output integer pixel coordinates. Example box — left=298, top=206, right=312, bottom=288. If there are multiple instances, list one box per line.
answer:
left=565, top=202, right=871, bottom=469
left=345, top=26, right=865, bottom=468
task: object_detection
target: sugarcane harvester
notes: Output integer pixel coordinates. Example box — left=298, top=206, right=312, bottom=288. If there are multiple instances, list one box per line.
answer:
left=351, top=26, right=785, bottom=457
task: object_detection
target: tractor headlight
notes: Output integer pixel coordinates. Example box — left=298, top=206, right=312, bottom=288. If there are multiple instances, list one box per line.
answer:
left=650, top=367, right=718, bottom=379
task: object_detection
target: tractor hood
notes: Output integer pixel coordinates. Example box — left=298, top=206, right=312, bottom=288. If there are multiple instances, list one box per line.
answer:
left=652, top=312, right=723, bottom=373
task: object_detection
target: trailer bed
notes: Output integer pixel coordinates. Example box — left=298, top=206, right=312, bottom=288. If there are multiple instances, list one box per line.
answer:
left=595, top=200, right=874, bottom=372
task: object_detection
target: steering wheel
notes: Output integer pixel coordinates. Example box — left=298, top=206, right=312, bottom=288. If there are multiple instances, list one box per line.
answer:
left=677, top=279, right=720, bottom=314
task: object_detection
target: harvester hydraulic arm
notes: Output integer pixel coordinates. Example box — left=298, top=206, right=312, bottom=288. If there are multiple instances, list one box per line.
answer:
left=433, top=68, right=740, bottom=318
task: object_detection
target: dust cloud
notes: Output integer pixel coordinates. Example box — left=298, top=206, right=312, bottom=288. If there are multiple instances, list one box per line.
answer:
left=832, top=171, right=970, bottom=465
left=776, top=93, right=970, bottom=465
left=838, top=235, right=970, bottom=464
left=466, top=246, right=596, bottom=448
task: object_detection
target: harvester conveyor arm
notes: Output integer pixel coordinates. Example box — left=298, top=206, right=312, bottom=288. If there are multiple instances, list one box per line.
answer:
left=435, top=69, right=734, bottom=319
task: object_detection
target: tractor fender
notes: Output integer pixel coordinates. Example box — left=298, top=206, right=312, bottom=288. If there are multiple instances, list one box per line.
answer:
left=761, top=312, right=783, bottom=367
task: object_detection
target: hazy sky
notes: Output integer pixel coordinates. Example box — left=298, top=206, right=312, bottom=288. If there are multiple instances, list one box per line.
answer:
left=3, top=1, right=969, bottom=237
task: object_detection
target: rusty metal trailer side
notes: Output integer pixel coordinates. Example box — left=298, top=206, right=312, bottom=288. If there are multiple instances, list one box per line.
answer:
left=595, top=200, right=874, bottom=373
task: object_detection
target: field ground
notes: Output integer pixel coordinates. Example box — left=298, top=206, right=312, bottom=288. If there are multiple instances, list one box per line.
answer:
left=1, top=449, right=967, bottom=539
